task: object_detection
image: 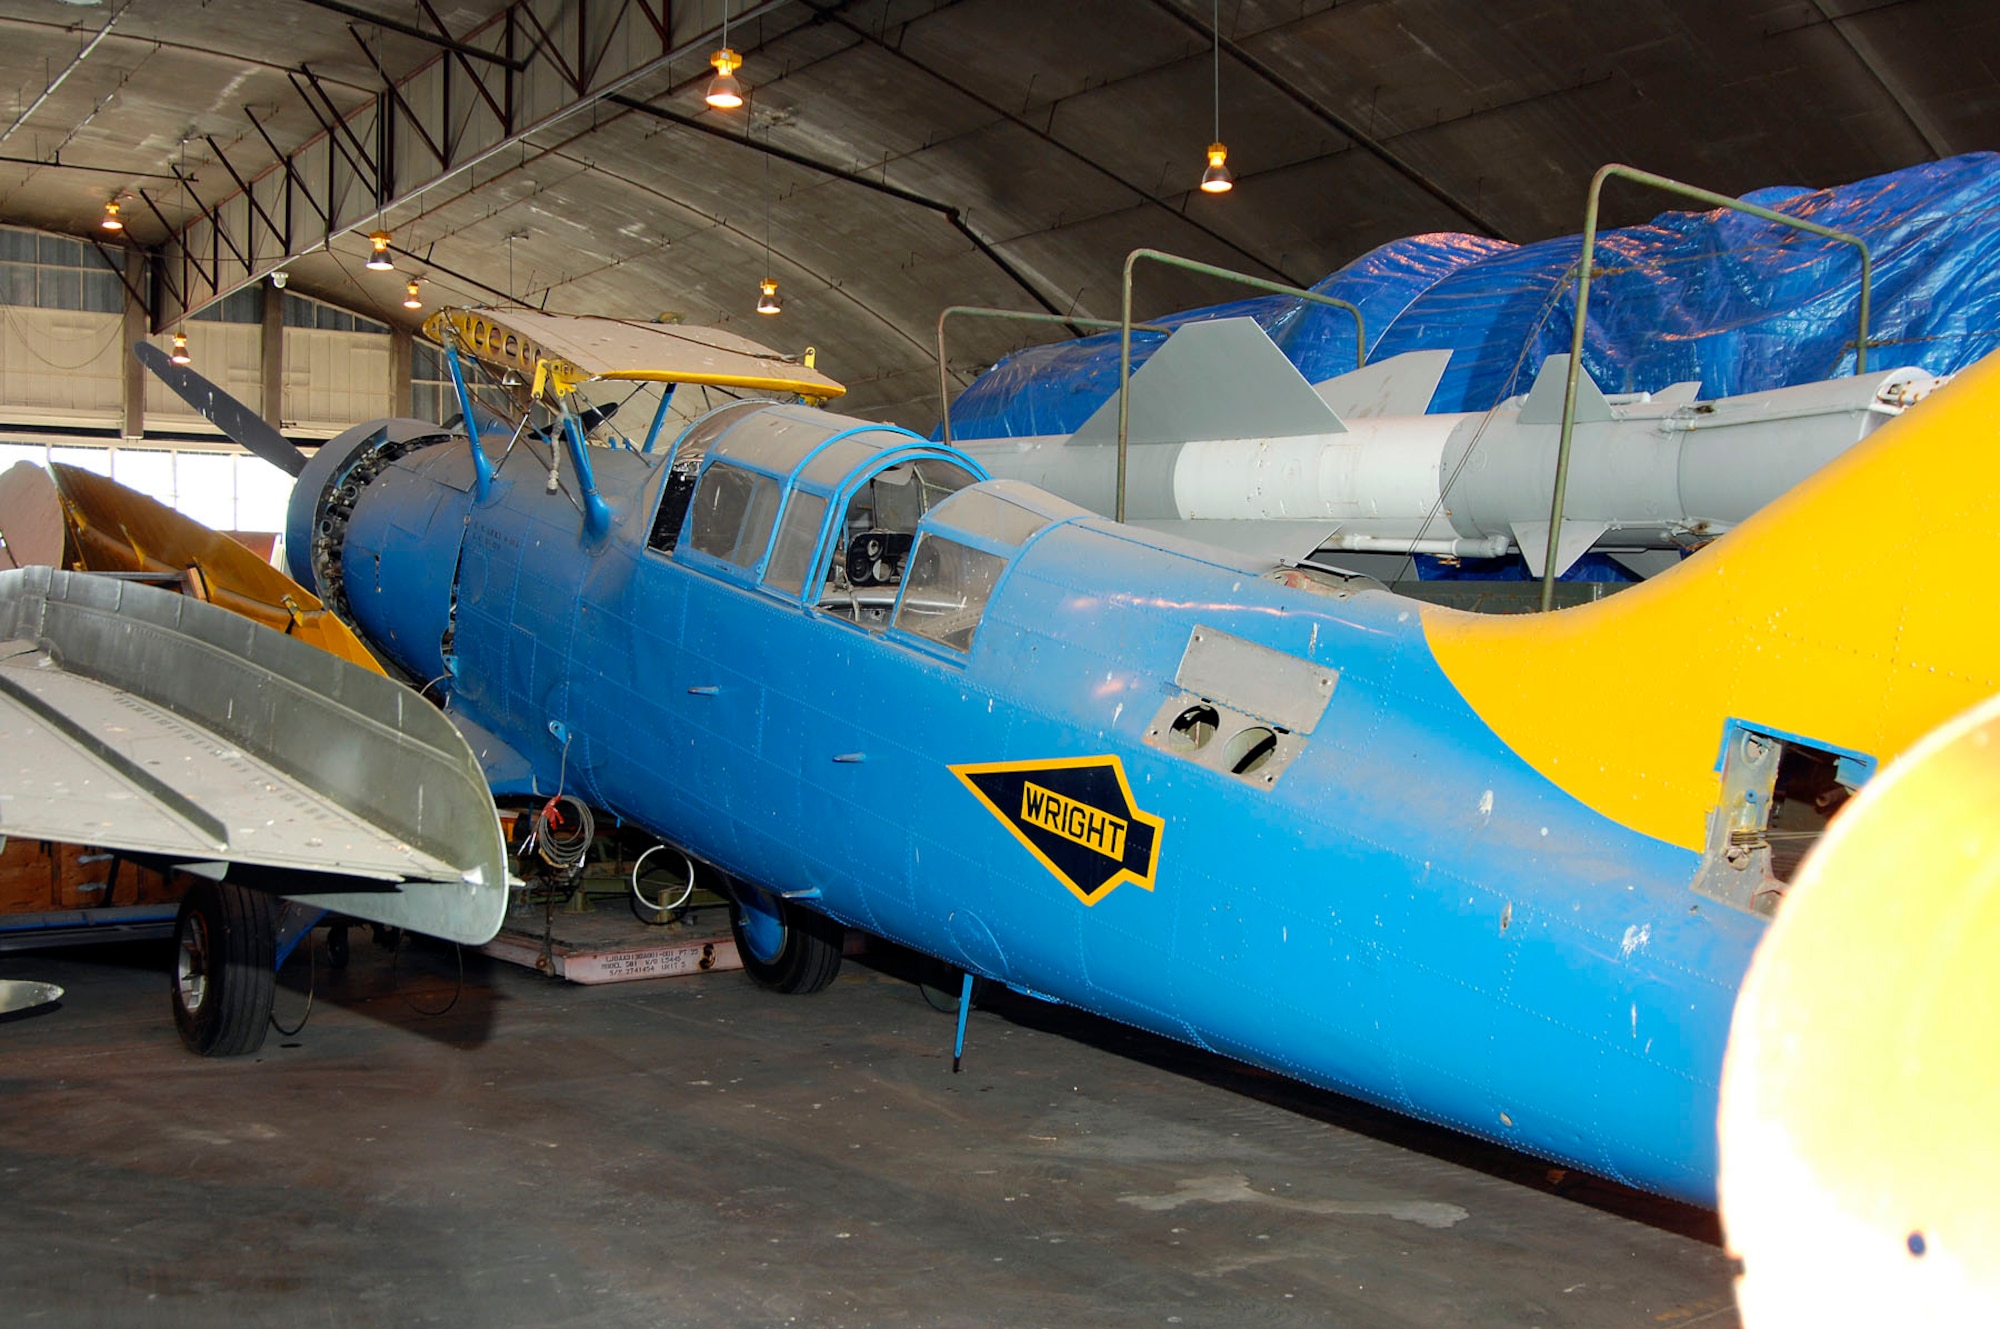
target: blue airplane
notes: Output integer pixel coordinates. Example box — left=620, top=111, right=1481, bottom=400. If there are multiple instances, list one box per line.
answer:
left=287, top=304, right=2000, bottom=1207
left=14, top=309, right=1993, bottom=1208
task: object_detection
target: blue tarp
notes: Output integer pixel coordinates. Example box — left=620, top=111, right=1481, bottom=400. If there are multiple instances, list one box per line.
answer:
left=942, top=152, right=2000, bottom=440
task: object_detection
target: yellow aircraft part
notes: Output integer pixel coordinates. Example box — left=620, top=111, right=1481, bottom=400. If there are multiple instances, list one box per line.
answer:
left=1719, top=691, right=2000, bottom=1323
left=589, top=368, right=845, bottom=400
left=1423, top=349, right=2000, bottom=850
left=49, top=464, right=386, bottom=676
left=421, top=308, right=584, bottom=386
left=422, top=307, right=846, bottom=401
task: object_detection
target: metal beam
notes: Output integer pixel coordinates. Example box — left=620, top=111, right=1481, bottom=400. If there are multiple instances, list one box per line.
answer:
left=296, top=0, right=529, bottom=70
left=803, top=0, right=1301, bottom=284
left=153, top=0, right=798, bottom=332
left=610, top=95, right=1068, bottom=317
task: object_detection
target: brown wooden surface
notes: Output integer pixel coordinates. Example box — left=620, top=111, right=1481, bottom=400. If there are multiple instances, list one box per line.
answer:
left=0, top=837, right=180, bottom=913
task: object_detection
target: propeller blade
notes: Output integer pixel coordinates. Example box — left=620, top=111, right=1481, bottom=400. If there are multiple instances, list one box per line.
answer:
left=133, top=341, right=310, bottom=478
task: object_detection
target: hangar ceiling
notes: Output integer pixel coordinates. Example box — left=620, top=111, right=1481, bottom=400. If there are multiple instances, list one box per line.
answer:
left=0, top=0, right=1993, bottom=428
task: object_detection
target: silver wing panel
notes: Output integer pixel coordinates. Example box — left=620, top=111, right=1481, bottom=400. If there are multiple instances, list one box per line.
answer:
left=0, top=568, right=508, bottom=944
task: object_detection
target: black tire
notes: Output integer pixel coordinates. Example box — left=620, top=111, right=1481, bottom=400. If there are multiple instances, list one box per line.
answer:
left=728, top=885, right=844, bottom=995
left=170, top=877, right=277, bottom=1057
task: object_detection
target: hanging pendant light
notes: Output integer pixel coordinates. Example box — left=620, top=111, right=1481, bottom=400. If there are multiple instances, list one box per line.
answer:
left=755, top=130, right=780, bottom=315
left=1200, top=143, right=1234, bottom=194
left=706, top=2, right=744, bottom=109
left=100, top=199, right=123, bottom=232
left=1198, top=0, right=1234, bottom=194
left=706, top=50, right=744, bottom=108
left=365, top=230, right=395, bottom=270
left=169, top=330, right=191, bottom=365
left=403, top=279, right=423, bottom=310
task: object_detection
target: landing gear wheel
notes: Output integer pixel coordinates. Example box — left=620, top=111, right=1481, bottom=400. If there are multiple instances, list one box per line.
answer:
left=170, top=877, right=278, bottom=1057
left=728, top=881, right=844, bottom=994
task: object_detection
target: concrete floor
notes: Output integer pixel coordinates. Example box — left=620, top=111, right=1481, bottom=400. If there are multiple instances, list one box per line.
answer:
left=0, top=932, right=1741, bottom=1328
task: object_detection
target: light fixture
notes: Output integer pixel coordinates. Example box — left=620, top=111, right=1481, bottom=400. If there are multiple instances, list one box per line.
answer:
left=403, top=279, right=422, bottom=309
left=99, top=199, right=123, bottom=232
left=365, top=230, right=395, bottom=270
left=705, top=2, right=743, bottom=108
left=270, top=269, right=288, bottom=289
left=169, top=330, right=190, bottom=365
left=1198, top=0, right=1234, bottom=195
left=1200, top=143, right=1234, bottom=194
left=706, top=49, right=743, bottom=108
left=755, top=129, right=780, bottom=315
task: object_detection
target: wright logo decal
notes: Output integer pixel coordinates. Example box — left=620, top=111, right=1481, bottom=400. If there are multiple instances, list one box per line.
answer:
left=950, top=755, right=1163, bottom=906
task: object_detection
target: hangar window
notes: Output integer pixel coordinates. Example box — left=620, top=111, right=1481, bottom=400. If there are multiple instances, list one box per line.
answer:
left=688, top=462, right=782, bottom=568
left=894, top=536, right=1007, bottom=652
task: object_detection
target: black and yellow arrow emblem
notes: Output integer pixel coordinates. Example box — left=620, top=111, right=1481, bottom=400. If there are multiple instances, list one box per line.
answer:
left=950, top=755, right=1164, bottom=906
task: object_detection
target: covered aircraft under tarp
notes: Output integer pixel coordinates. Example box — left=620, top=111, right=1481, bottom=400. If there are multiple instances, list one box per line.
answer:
left=942, top=153, right=2000, bottom=440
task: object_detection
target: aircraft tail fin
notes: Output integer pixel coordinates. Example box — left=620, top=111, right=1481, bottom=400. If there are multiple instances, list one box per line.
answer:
left=1071, top=317, right=1346, bottom=446
left=1423, top=347, right=2000, bottom=853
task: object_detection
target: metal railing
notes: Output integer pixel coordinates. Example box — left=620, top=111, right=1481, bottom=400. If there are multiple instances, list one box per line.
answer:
left=1537, top=164, right=1874, bottom=611
left=934, top=306, right=1169, bottom=446
left=1116, top=249, right=1363, bottom=521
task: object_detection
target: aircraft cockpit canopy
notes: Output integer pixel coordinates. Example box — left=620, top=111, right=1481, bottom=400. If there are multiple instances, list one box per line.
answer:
left=655, top=405, right=1091, bottom=654
left=890, top=480, right=1093, bottom=653
left=655, top=403, right=986, bottom=627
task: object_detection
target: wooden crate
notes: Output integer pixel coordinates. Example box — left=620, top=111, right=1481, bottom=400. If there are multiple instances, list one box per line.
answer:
left=0, top=838, right=181, bottom=915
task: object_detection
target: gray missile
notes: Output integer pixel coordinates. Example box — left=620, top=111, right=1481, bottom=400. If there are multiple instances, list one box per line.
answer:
left=956, top=318, right=1943, bottom=575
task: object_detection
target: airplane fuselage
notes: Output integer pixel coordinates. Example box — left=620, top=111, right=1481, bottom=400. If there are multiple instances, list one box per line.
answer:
left=334, top=413, right=1767, bottom=1207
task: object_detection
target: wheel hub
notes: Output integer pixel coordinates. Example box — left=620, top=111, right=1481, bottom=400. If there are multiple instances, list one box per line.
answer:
left=176, top=913, right=210, bottom=1014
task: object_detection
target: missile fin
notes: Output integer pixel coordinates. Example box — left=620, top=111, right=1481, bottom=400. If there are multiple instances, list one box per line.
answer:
left=1651, top=380, right=1703, bottom=405
left=1312, top=349, right=1453, bottom=418
left=1071, top=317, right=1345, bottom=446
left=1511, top=518, right=1612, bottom=579
left=1518, top=354, right=1615, bottom=425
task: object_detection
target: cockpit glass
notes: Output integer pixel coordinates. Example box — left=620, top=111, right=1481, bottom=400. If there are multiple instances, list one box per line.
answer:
left=797, top=436, right=884, bottom=489
left=667, top=399, right=766, bottom=465
left=764, top=491, right=828, bottom=595
left=715, top=407, right=845, bottom=475
left=894, top=535, right=1008, bottom=653
left=810, top=456, right=982, bottom=629
left=926, top=486, right=1060, bottom=547
left=688, top=461, right=782, bottom=568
